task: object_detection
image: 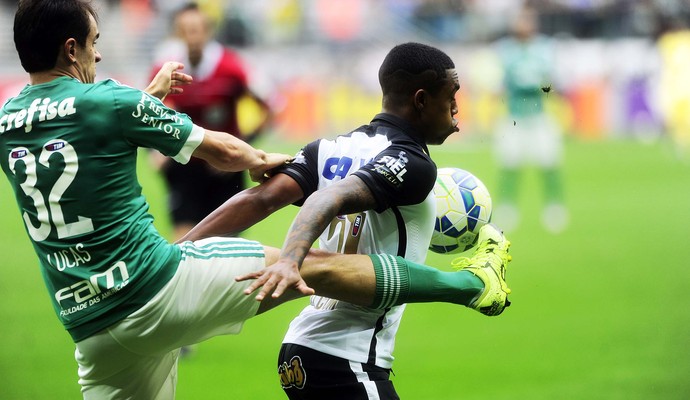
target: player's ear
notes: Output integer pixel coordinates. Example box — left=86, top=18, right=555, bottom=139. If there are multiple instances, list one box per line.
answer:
left=413, top=89, right=426, bottom=111
left=64, top=38, right=78, bottom=63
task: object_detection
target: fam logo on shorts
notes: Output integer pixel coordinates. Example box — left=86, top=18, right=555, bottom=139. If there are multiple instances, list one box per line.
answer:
left=278, top=356, right=306, bottom=390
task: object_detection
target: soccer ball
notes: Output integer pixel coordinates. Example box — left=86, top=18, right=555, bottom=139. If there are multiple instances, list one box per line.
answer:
left=429, top=167, right=492, bottom=254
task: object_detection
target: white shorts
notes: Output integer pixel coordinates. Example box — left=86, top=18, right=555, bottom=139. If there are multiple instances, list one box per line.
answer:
left=494, top=113, right=563, bottom=168
left=75, top=237, right=265, bottom=400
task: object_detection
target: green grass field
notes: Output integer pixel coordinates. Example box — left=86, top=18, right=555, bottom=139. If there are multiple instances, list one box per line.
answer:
left=1, top=137, right=689, bottom=399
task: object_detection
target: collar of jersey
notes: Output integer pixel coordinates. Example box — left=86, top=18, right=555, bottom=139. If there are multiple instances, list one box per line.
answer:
left=370, top=113, right=429, bottom=150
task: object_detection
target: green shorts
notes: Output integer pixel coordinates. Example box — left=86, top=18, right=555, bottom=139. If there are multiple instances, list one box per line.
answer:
left=75, top=237, right=265, bottom=400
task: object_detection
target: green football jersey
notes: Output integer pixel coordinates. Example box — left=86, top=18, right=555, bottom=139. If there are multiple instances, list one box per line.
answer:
left=498, top=35, right=554, bottom=117
left=0, top=76, right=202, bottom=342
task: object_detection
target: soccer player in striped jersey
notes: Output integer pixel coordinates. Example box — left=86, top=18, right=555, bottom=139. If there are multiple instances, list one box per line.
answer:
left=2, top=2, right=511, bottom=399
left=182, top=43, right=514, bottom=399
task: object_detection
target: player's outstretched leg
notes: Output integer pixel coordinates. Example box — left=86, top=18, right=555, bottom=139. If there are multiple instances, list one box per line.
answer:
left=366, top=224, right=513, bottom=316
left=451, top=224, right=513, bottom=316
left=254, top=227, right=513, bottom=316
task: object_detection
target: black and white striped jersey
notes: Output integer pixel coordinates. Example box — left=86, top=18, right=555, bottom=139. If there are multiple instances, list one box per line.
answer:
left=279, top=113, right=437, bottom=368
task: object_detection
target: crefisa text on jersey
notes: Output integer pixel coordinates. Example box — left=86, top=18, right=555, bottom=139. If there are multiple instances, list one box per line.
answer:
left=0, top=97, right=76, bottom=133
left=132, top=93, right=184, bottom=139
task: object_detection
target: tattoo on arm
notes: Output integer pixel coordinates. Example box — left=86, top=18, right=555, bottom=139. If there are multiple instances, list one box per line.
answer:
left=281, top=176, right=377, bottom=267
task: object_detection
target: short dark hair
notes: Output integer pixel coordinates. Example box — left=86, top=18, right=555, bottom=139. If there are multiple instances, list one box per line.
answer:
left=174, top=2, right=201, bottom=17
left=171, top=1, right=200, bottom=24
left=378, top=42, right=455, bottom=101
left=14, top=0, right=98, bottom=73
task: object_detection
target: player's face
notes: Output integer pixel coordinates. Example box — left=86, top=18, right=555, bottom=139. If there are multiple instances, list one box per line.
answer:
left=421, top=69, right=460, bottom=145
left=514, top=10, right=538, bottom=40
left=74, top=14, right=101, bottom=83
left=176, top=10, right=210, bottom=65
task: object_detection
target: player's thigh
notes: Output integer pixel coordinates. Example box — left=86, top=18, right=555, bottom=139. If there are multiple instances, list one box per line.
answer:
left=76, top=330, right=180, bottom=400
left=530, top=115, right=563, bottom=167
left=112, top=237, right=268, bottom=354
left=494, top=118, right=526, bottom=168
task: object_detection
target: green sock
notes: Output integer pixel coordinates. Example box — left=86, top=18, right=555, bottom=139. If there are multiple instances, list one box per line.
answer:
left=542, top=168, right=564, bottom=203
left=498, top=168, right=520, bottom=203
left=369, top=254, right=484, bottom=309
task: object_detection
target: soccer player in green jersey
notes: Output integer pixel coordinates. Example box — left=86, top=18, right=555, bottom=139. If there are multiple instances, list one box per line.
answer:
left=492, top=6, right=569, bottom=234
left=2, top=1, right=512, bottom=399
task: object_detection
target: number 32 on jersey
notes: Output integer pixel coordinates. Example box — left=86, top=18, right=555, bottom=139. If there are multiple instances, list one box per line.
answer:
left=9, top=139, right=94, bottom=242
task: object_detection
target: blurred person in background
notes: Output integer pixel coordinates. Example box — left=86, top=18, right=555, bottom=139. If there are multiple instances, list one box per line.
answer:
left=150, top=2, right=272, bottom=241
left=492, top=5, right=569, bottom=234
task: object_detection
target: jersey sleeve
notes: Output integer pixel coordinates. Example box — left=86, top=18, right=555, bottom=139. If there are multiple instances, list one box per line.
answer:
left=106, top=81, right=199, bottom=161
left=276, top=139, right=321, bottom=206
left=353, top=144, right=437, bottom=212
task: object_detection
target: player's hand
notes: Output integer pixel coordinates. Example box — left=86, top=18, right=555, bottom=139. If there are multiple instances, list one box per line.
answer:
left=235, top=258, right=315, bottom=301
left=145, top=61, right=193, bottom=101
left=249, top=153, right=293, bottom=183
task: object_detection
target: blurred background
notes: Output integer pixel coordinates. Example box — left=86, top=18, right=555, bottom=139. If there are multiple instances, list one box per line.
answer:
left=0, top=0, right=688, bottom=145
left=1, top=1, right=689, bottom=399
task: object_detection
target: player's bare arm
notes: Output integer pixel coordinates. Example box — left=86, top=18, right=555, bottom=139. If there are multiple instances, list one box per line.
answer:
left=281, top=174, right=378, bottom=266
left=192, top=129, right=291, bottom=176
left=237, top=175, right=377, bottom=300
left=178, top=174, right=304, bottom=243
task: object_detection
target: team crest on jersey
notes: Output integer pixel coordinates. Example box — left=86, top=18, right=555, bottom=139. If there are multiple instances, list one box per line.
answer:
left=278, top=356, right=307, bottom=389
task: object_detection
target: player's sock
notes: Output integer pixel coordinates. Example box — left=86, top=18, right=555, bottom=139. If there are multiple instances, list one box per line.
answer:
left=369, top=254, right=483, bottom=309
left=542, top=168, right=564, bottom=203
left=498, top=168, right=520, bottom=202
